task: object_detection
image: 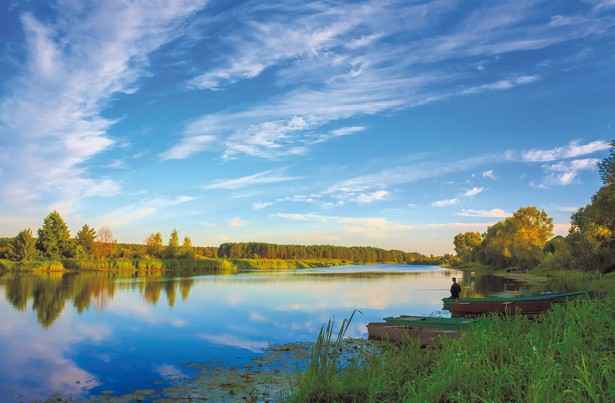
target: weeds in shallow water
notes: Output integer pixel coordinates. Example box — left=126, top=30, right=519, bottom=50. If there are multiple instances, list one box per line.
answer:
left=289, top=294, right=615, bottom=402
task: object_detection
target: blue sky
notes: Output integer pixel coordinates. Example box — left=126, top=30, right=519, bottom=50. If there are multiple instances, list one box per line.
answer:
left=0, top=0, right=613, bottom=255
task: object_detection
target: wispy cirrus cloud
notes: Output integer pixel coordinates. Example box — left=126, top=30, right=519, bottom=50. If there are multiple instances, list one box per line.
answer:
left=522, top=139, right=610, bottom=162
left=0, top=0, right=208, bottom=224
left=165, top=0, right=614, bottom=161
left=161, top=135, right=218, bottom=161
left=202, top=168, right=301, bottom=190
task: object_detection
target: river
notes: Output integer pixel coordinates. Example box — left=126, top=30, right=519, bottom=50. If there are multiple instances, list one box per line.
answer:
left=0, top=265, right=514, bottom=401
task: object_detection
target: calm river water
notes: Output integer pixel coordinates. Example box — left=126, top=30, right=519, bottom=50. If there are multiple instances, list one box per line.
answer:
left=0, top=265, right=513, bottom=401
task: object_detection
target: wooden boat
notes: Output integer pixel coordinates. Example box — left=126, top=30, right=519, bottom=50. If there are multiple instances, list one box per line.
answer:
left=367, top=322, right=461, bottom=346
left=383, top=315, right=470, bottom=330
left=442, top=290, right=595, bottom=310
left=450, top=299, right=561, bottom=317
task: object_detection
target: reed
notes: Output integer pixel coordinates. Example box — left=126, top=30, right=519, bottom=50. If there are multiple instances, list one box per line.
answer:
left=288, top=294, right=614, bottom=402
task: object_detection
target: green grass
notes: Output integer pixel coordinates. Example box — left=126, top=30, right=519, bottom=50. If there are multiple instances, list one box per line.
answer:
left=1, top=257, right=350, bottom=273
left=288, top=293, right=615, bottom=402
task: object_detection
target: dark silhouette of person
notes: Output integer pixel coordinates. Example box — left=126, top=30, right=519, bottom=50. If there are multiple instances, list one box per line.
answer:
left=450, top=277, right=461, bottom=299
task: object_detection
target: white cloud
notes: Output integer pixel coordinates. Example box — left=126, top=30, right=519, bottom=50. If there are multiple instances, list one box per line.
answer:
left=432, top=198, right=460, bottom=207
left=522, top=140, right=610, bottom=162
left=330, top=126, right=366, bottom=137
left=202, top=169, right=301, bottom=190
left=252, top=201, right=274, bottom=210
left=482, top=170, right=495, bottom=179
left=357, top=190, right=389, bottom=204
left=543, top=158, right=600, bottom=185
left=160, top=135, right=217, bottom=160
left=457, top=208, right=510, bottom=217
left=460, top=75, right=540, bottom=95
left=463, top=187, right=484, bottom=197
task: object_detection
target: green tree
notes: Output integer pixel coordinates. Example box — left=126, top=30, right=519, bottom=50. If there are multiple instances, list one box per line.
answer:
left=76, top=224, right=96, bottom=256
left=478, top=220, right=514, bottom=268
left=181, top=236, right=193, bottom=258
left=568, top=141, right=615, bottom=272
left=36, top=211, right=72, bottom=259
left=165, top=229, right=180, bottom=258
left=11, top=229, right=38, bottom=261
left=146, top=232, right=164, bottom=257
left=510, top=206, right=554, bottom=269
left=453, top=232, right=482, bottom=262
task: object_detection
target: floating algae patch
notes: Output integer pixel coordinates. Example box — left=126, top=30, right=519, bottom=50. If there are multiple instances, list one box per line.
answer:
left=43, top=339, right=373, bottom=402
left=160, top=339, right=372, bottom=401
left=161, top=343, right=315, bottom=402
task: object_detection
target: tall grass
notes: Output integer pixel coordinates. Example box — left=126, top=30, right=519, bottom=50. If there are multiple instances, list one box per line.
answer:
left=529, top=269, right=602, bottom=292
left=289, top=294, right=615, bottom=402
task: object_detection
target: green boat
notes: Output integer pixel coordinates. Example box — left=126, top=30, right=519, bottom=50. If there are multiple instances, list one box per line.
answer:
left=383, top=315, right=471, bottom=330
left=442, top=290, right=596, bottom=310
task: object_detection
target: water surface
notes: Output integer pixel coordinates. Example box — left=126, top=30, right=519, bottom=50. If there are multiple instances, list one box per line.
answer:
left=0, top=265, right=511, bottom=401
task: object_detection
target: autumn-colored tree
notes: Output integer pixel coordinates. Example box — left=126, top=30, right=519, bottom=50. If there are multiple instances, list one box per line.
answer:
left=453, top=232, right=482, bottom=262
left=475, top=206, right=553, bottom=269
left=37, top=211, right=72, bottom=259
left=93, top=225, right=116, bottom=260
left=145, top=232, right=164, bottom=257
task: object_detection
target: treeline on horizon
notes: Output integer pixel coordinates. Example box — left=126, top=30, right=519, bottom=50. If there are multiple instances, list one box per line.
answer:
left=0, top=212, right=453, bottom=270
left=0, top=234, right=452, bottom=269
left=217, top=242, right=451, bottom=264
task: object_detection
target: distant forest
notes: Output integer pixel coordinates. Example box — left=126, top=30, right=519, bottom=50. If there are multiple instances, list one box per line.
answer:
left=217, top=242, right=451, bottom=264
left=0, top=236, right=451, bottom=266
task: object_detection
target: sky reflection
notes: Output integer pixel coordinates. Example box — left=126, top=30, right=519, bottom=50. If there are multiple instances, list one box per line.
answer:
left=0, top=265, right=472, bottom=400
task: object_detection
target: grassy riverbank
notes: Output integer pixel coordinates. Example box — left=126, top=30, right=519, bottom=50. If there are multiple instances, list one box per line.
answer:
left=287, top=273, right=615, bottom=402
left=288, top=295, right=614, bottom=402
left=0, top=257, right=351, bottom=273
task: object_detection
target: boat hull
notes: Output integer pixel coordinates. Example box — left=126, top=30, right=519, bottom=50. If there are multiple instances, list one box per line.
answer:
left=383, top=315, right=469, bottom=330
left=450, top=299, right=561, bottom=317
left=442, top=290, right=595, bottom=310
left=367, top=322, right=461, bottom=346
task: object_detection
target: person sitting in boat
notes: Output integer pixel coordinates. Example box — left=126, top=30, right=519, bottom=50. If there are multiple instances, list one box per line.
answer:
left=450, top=277, right=461, bottom=299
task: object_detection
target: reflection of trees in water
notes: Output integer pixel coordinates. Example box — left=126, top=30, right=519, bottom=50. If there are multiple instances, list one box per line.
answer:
left=459, top=273, right=521, bottom=298
left=179, top=278, right=194, bottom=301
left=165, top=278, right=177, bottom=307
left=5, top=275, right=33, bottom=311
left=143, top=278, right=162, bottom=305
left=1, top=271, right=202, bottom=327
